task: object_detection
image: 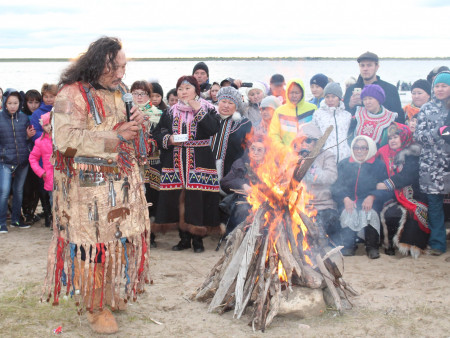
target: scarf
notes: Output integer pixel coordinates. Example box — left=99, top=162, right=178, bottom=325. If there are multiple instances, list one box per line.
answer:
left=172, top=97, right=214, bottom=126
left=138, top=100, right=161, bottom=125
left=378, top=123, right=429, bottom=233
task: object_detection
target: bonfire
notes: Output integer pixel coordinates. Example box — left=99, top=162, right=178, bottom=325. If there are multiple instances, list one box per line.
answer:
left=192, top=126, right=357, bottom=331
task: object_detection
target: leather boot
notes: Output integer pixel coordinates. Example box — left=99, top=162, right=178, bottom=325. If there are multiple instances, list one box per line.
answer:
left=192, top=235, right=205, bottom=253
left=172, top=230, right=192, bottom=251
left=341, top=227, right=357, bottom=256
left=365, top=225, right=380, bottom=259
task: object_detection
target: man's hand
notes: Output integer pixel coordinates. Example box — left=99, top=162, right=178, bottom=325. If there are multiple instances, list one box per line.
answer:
left=129, top=105, right=145, bottom=125
left=117, top=121, right=139, bottom=141
left=362, top=195, right=375, bottom=211
left=349, top=92, right=361, bottom=109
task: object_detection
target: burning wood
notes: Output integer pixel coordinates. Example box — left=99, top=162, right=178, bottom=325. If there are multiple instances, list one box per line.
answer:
left=192, top=126, right=357, bottom=331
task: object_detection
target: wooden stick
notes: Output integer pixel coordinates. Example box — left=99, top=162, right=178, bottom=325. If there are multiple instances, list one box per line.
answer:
left=316, top=253, right=342, bottom=313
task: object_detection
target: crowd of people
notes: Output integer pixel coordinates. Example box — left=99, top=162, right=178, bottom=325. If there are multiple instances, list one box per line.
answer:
left=0, top=50, right=449, bottom=261
left=0, top=37, right=449, bottom=334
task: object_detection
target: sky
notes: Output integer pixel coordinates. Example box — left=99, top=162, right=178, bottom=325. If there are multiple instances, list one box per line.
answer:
left=0, top=0, right=449, bottom=59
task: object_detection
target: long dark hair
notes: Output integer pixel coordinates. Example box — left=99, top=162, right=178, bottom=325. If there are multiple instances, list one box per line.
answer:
left=59, top=36, right=122, bottom=87
left=22, top=89, right=42, bottom=115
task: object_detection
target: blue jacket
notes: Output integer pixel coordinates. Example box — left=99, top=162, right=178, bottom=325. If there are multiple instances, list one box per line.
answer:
left=30, top=103, right=53, bottom=141
left=0, top=89, right=31, bottom=166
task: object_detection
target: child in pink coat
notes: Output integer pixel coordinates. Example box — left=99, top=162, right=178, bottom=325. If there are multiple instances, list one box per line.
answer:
left=29, top=112, right=53, bottom=207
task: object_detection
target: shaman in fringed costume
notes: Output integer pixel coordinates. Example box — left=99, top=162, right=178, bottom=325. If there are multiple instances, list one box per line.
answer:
left=41, top=37, right=150, bottom=334
left=378, top=123, right=429, bottom=258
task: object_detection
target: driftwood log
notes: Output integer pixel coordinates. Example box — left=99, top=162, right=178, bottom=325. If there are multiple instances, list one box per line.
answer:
left=193, top=126, right=356, bottom=331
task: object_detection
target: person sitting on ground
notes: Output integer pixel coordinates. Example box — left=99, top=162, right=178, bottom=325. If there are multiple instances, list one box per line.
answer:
left=312, top=82, right=352, bottom=163
left=376, top=123, right=429, bottom=258
left=243, top=81, right=266, bottom=126
left=309, top=73, right=329, bottom=107
left=331, top=135, right=389, bottom=259
left=220, top=133, right=267, bottom=236
left=353, top=84, right=397, bottom=147
left=166, top=88, right=178, bottom=108
left=269, top=79, right=317, bottom=150
left=254, top=96, right=281, bottom=135
left=291, top=123, right=339, bottom=245
left=344, top=51, right=404, bottom=122
left=414, top=71, right=450, bottom=256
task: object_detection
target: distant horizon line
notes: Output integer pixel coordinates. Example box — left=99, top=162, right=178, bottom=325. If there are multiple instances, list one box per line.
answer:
left=0, top=56, right=449, bottom=62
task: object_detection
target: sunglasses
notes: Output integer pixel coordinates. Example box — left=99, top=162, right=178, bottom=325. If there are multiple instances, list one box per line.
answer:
left=304, top=138, right=317, bottom=144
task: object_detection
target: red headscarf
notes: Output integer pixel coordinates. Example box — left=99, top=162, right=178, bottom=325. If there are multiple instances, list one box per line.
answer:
left=378, top=122, right=412, bottom=176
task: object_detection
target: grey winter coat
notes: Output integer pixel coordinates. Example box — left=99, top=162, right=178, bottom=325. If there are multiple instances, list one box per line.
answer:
left=414, top=73, right=450, bottom=194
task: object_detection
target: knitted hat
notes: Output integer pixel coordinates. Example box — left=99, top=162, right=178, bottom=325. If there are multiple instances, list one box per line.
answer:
left=270, top=74, right=285, bottom=85
left=323, top=82, right=343, bottom=100
left=361, top=84, right=385, bottom=105
left=39, top=111, right=51, bottom=126
left=217, top=86, right=242, bottom=108
left=246, top=81, right=267, bottom=98
left=192, top=62, right=209, bottom=77
left=310, top=73, right=328, bottom=89
left=357, top=51, right=379, bottom=63
left=411, top=79, right=431, bottom=96
left=260, top=96, right=281, bottom=110
left=433, top=72, right=450, bottom=86
left=150, top=82, right=164, bottom=97
left=427, top=66, right=449, bottom=83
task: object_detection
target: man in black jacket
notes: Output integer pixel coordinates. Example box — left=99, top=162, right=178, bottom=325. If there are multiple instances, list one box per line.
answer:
left=343, top=51, right=405, bottom=123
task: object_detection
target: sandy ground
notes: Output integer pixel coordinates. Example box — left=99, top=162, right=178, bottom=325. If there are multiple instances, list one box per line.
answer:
left=0, top=220, right=449, bottom=338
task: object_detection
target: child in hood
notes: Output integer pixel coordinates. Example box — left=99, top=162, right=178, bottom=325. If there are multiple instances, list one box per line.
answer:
left=29, top=112, right=54, bottom=215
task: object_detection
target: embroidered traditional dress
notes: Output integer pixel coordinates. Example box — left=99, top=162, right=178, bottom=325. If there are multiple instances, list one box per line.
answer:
left=141, top=100, right=162, bottom=217
left=211, top=114, right=252, bottom=181
left=153, top=99, right=221, bottom=235
left=42, top=82, right=151, bottom=310
left=355, top=106, right=396, bottom=147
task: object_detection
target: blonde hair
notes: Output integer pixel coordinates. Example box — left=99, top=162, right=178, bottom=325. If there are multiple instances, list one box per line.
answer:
left=41, top=83, right=58, bottom=96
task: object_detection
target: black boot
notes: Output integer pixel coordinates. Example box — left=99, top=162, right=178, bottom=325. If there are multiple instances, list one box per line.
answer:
left=172, top=230, right=192, bottom=251
left=341, top=227, right=357, bottom=256
left=365, top=225, right=380, bottom=259
left=192, top=235, right=204, bottom=253
left=150, top=232, right=157, bottom=248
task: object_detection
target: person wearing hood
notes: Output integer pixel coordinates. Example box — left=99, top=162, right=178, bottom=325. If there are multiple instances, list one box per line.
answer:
left=414, top=71, right=450, bottom=256
left=30, top=83, right=57, bottom=141
left=153, top=75, right=221, bottom=253
left=192, top=61, right=211, bottom=94
left=211, top=86, right=252, bottom=182
left=243, top=81, right=266, bottom=126
left=254, top=96, right=282, bottom=135
left=291, top=123, right=339, bottom=244
left=331, top=135, right=389, bottom=258
left=268, top=79, right=317, bottom=150
left=0, top=89, right=36, bottom=233
left=312, top=82, right=352, bottom=163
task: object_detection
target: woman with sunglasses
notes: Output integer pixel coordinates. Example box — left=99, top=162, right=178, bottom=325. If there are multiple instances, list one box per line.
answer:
left=331, top=135, right=389, bottom=258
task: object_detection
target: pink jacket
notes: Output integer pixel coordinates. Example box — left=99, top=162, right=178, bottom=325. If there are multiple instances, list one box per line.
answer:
left=29, top=134, right=53, bottom=191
